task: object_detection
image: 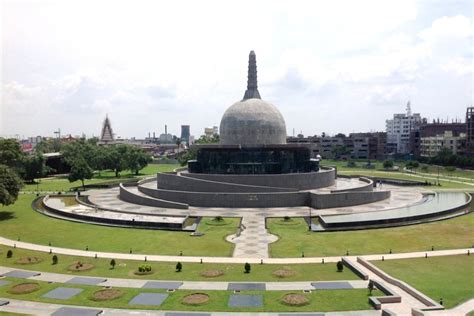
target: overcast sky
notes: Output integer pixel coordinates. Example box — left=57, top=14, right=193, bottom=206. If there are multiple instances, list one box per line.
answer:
left=1, top=0, right=473, bottom=139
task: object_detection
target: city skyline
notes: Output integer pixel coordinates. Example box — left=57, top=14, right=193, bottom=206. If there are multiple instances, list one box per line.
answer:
left=1, top=0, right=473, bottom=139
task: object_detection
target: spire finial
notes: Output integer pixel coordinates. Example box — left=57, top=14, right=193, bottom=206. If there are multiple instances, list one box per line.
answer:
left=243, top=50, right=261, bottom=100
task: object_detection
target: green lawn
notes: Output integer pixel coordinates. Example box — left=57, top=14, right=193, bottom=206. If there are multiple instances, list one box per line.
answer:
left=0, top=245, right=359, bottom=282
left=268, top=215, right=474, bottom=257
left=0, top=277, right=379, bottom=312
left=22, top=164, right=179, bottom=192
left=321, top=160, right=474, bottom=189
left=0, top=194, right=237, bottom=257
left=373, top=255, right=474, bottom=308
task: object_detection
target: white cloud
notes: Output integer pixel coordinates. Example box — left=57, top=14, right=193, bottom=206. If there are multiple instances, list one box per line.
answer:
left=1, top=0, right=472, bottom=137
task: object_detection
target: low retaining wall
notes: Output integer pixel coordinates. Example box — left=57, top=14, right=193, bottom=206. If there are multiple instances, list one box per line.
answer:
left=120, top=184, right=188, bottom=209
left=138, top=185, right=309, bottom=208
left=331, top=176, right=374, bottom=193
left=157, top=172, right=295, bottom=193
left=311, top=190, right=391, bottom=209
left=183, top=168, right=336, bottom=190
left=357, top=257, right=443, bottom=310
left=42, top=195, right=185, bottom=229
left=341, top=257, right=369, bottom=280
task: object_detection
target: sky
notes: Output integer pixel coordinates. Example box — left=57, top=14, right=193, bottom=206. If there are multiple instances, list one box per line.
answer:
left=1, top=0, right=473, bottom=139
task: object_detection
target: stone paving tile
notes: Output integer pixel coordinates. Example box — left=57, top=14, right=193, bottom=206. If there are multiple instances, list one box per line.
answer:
left=66, top=277, right=106, bottom=285
left=0, top=280, right=11, bottom=287
left=164, top=313, right=211, bottom=316
left=228, top=294, right=263, bottom=307
left=1, top=270, right=40, bottom=278
left=128, top=293, right=168, bottom=306
left=228, top=282, right=266, bottom=291
left=51, top=306, right=102, bottom=316
left=279, top=314, right=324, bottom=316
left=311, top=281, right=353, bottom=290
left=42, top=287, right=83, bottom=300
left=142, top=281, right=182, bottom=289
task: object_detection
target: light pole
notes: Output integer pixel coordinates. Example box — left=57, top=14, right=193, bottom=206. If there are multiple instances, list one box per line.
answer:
left=308, top=208, right=312, bottom=231
left=437, top=166, right=440, bottom=185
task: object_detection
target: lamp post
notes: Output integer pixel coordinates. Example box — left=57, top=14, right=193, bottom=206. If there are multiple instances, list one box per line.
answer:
left=437, top=166, right=440, bottom=185
left=308, top=208, right=312, bottom=231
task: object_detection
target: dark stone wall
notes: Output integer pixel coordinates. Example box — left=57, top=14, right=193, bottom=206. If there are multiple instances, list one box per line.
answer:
left=120, top=184, right=189, bottom=209
left=183, top=168, right=335, bottom=190
left=157, top=172, right=296, bottom=193
left=311, top=191, right=390, bottom=209
left=138, top=185, right=309, bottom=208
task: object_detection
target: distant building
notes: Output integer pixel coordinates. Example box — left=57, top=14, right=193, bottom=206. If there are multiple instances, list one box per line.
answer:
left=386, top=102, right=425, bottom=154
left=181, top=125, right=190, bottom=143
left=411, top=120, right=467, bottom=157
left=420, top=131, right=466, bottom=157
left=287, top=132, right=387, bottom=160
left=99, top=115, right=115, bottom=145
left=466, top=107, right=474, bottom=156
left=203, top=126, right=219, bottom=139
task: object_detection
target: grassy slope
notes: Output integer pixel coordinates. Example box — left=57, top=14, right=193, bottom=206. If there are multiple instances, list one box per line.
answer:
left=0, top=195, right=237, bottom=257
left=0, top=277, right=379, bottom=312
left=0, top=245, right=359, bottom=282
left=268, top=216, right=474, bottom=257
left=373, top=255, right=474, bottom=308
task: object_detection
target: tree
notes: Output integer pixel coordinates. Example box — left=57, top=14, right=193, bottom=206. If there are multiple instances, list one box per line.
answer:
left=177, top=149, right=197, bottom=166
left=67, top=158, right=93, bottom=190
left=0, top=164, right=23, bottom=206
left=176, top=262, right=182, bottom=272
left=22, top=153, right=48, bottom=183
left=110, top=259, right=116, bottom=269
left=383, top=160, right=394, bottom=169
left=0, top=139, right=24, bottom=168
left=125, top=147, right=152, bottom=175
left=368, top=280, right=374, bottom=295
left=244, top=262, right=251, bottom=273
left=35, top=138, right=62, bottom=153
left=52, top=255, right=58, bottom=265
left=336, top=261, right=344, bottom=272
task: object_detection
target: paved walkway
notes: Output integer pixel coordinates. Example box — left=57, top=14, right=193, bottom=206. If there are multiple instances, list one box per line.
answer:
left=1, top=235, right=471, bottom=264
left=0, top=266, right=368, bottom=291
left=226, top=216, right=278, bottom=258
left=0, top=298, right=381, bottom=316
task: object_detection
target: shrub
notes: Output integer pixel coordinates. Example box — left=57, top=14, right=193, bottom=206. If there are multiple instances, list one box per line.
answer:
left=244, top=262, right=251, bottom=273
left=52, top=255, right=58, bottom=265
left=213, top=216, right=223, bottom=222
left=110, top=259, right=116, bottom=269
left=383, top=160, right=394, bottom=169
left=283, top=216, right=291, bottom=221
left=346, top=161, right=357, bottom=168
left=336, top=261, right=344, bottom=272
left=6, top=250, right=12, bottom=258
left=176, top=262, right=182, bottom=272
left=368, top=280, right=374, bottom=295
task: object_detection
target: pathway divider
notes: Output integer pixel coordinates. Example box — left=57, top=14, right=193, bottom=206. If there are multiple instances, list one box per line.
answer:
left=0, top=236, right=472, bottom=264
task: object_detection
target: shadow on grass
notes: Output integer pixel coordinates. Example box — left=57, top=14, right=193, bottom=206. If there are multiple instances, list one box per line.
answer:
left=0, top=211, right=16, bottom=221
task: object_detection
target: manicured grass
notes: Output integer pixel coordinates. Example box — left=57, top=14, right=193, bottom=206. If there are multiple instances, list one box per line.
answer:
left=0, top=245, right=359, bottom=282
left=373, top=255, right=474, bottom=308
left=268, top=215, right=474, bottom=257
left=0, top=277, right=379, bottom=312
left=0, top=194, right=237, bottom=257
left=321, top=160, right=474, bottom=189
left=22, top=164, right=179, bottom=192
